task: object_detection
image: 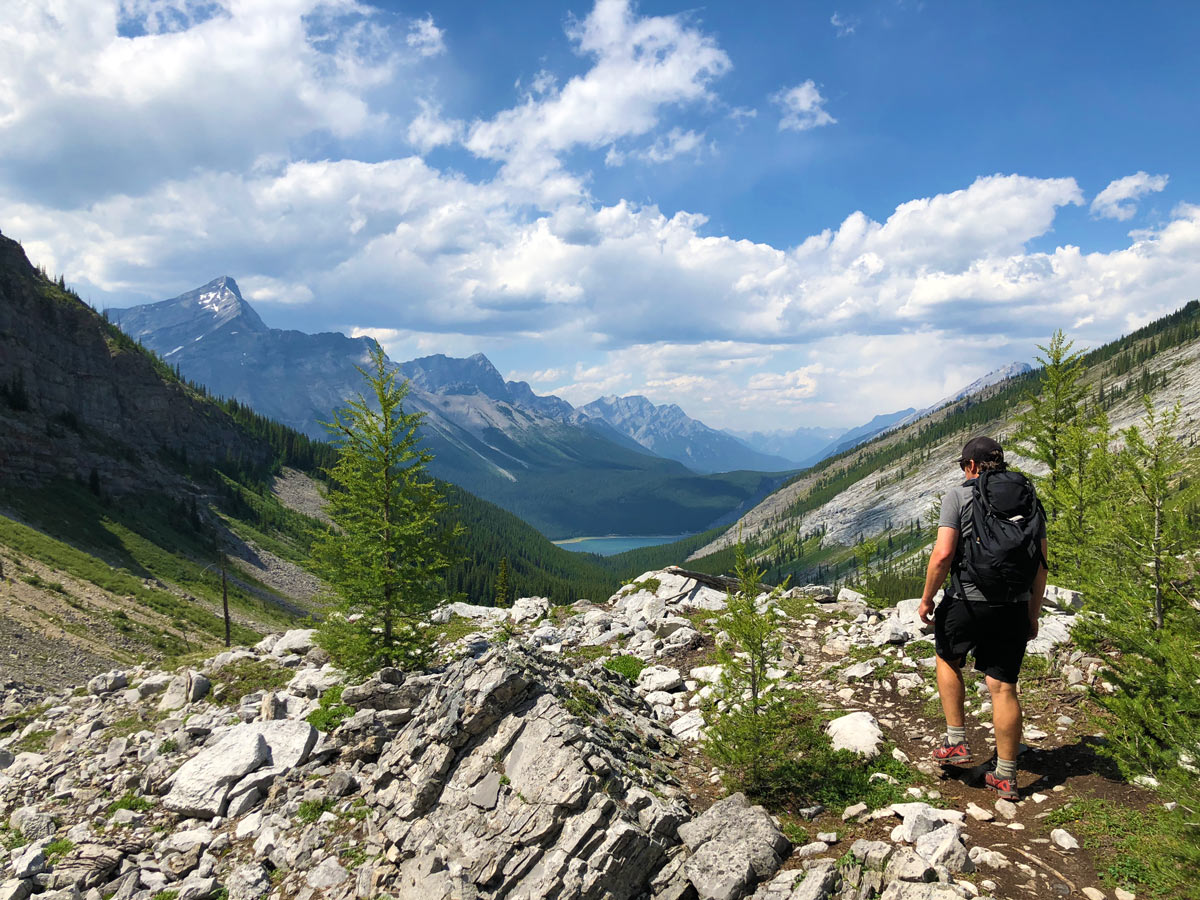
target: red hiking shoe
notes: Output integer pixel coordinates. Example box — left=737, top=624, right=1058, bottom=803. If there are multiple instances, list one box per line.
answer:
left=932, top=740, right=971, bottom=766
left=985, top=770, right=1020, bottom=800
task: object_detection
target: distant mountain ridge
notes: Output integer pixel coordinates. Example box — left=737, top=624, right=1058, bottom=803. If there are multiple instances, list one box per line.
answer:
left=573, top=395, right=795, bottom=474
left=689, top=309, right=1200, bottom=572
left=106, top=280, right=790, bottom=537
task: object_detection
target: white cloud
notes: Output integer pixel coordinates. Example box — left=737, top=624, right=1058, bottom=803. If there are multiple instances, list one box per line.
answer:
left=4, top=0, right=1200, bottom=430
left=463, top=0, right=730, bottom=199
left=405, top=14, right=445, bottom=57
left=608, top=128, right=706, bottom=166
left=772, top=80, right=836, bottom=132
left=747, top=367, right=821, bottom=400
left=407, top=100, right=463, bottom=153
left=0, top=0, right=398, bottom=205
left=1090, top=171, right=1169, bottom=221
left=830, top=13, right=857, bottom=37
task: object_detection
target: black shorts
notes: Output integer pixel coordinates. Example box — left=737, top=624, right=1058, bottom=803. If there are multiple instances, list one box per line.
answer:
left=934, top=595, right=1030, bottom=684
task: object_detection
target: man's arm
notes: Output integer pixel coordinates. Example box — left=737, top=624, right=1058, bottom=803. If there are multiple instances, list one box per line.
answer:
left=918, top=526, right=959, bottom=624
left=1028, top=537, right=1049, bottom=640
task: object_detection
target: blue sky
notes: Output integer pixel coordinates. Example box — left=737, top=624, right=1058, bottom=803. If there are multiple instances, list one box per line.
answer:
left=2, top=0, right=1198, bottom=429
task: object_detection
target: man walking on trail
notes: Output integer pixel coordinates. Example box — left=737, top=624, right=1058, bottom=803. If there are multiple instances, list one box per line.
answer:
left=917, top=436, right=1049, bottom=800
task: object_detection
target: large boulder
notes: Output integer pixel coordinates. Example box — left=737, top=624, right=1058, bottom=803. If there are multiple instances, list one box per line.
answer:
left=163, top=728, right=270, bottom=818
left=271, top=629, right=316, bottom=656
left=158, top=671, right=211, bottom=711
left=1027, top=612, right=1076, bottom=656
left=637, top=666, right=683, bottom=694
left=679, top=793, right=791, bottom=899
left=87, top=670, right=127, bottom=695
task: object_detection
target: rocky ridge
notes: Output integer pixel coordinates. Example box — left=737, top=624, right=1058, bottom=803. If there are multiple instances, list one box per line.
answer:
left=0, top=570, right=1138, bottom=900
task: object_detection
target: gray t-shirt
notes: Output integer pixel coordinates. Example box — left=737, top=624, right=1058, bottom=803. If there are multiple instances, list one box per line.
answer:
left=939, top=478, right=1043, bottom=603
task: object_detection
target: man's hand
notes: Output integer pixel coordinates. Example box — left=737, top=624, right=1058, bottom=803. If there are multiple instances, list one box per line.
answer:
left=1027, top=613, right=1040, bottom=641
left=918, top=596, right=935, bottom=625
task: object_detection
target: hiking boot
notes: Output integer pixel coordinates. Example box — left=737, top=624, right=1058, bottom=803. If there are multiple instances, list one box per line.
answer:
left=985, top=770, right=1020, bottom=800
left=932, top=740, right=971, bottom=766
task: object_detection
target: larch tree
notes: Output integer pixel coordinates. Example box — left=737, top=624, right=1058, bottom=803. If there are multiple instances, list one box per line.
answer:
left=312, top=343, right=461, bottom=675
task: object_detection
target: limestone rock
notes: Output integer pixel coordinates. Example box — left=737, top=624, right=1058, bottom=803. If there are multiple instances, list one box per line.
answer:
left=86, top=671, right=127, bottom=695
left=825, top=711, right=884, bottom=758
left=306, top=858, right=347, bottom=889
left=1051, top=828, right=1080, bottom=850
left=158, top=671, right=211, bottom=711
left=637, top=666, right=683, bottom=694
left=271, top=629, right=316, bottom=657
left=913, top=823, right=973, bottom=873
left=510, top=596, right=550, bottom=624
left=8, top=808, right=55, bottom=841
left=163, top=729, right=270, bottom=818
left=44, top=845, right=123, bottom=890
left=679, top=793, right=790, bottom=894
left=226, top=864, right=270, bottom=900
left=684, top=842, right=756, bottom=900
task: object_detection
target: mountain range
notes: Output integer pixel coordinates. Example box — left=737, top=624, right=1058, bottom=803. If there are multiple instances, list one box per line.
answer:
left=108, top=278, right=791, bottom=537
left=108, top=276, right=1038, bottom=539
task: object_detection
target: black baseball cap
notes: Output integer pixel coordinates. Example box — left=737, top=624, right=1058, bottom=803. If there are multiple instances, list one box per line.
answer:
left=956, top=436, right=1004, bottom=466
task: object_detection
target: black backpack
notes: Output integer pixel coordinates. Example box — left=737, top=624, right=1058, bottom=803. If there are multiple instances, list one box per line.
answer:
left=954, top=470, right=1048, bottom=603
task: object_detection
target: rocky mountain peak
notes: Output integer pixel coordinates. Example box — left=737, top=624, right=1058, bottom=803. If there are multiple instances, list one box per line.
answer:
left=107, top=276, right=268, bottom=353
left=397, top=352, right=510, bottom=400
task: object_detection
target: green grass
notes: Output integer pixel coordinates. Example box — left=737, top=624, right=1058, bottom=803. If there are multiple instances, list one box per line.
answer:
left=44, top=839, right=74, bottom=863
left=603, top=655, right=646, bottom=682
left=0, top=504, right=260, bottom=655
left=620, top=577, right=662, bottom=596
left=430, top=615, right=484, bottom=645
left=563, top=683, right=603, bottom=719
left=296, top=798, right=334, bottom=824
left=107, top=791, right=153, bottom=816
left=107, top=711, right=168, bottom=738
left=564, top=645, right=611, bottom=663
left=216, top=658, right=293, bottom=705
left=0, top=826, right=26, bottom=850
left=0, top=478, right=323, bottom=658
left=306, top=684, right=353, bottom=733
left=1045, top=798, right=1200, bottom=898
left=12, top=729, right=54, bottom=753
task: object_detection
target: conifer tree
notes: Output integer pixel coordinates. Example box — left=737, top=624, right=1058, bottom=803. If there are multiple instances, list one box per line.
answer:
left=1075, top=399, right=1200, bottom=824
left=1045, top=409, right=1111, bottom=587
left=1015, top=329, right=1086, bottom=520
left=494, top=556, right=510, bottom=608
left=312, top=344, right=461, bottom=675
left=703, top=541, right=790, bottom=796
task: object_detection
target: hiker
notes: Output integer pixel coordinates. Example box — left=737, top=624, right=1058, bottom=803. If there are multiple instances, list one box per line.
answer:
left=917, top=436, right=1048, bottom=800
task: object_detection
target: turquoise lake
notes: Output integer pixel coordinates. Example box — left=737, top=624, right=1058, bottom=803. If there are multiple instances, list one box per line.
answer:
left=552, top=534, right=690, bottom=556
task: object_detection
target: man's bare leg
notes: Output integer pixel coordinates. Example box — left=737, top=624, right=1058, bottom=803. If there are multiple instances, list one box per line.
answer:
left=936, top=655, right=966, bottom=727
left=986, top=676, right=1021, bottom=761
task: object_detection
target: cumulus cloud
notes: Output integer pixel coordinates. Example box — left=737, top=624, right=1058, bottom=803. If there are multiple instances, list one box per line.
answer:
left=0, top=0, right=397, bottom=205
left=1090, top=171, right=1169, bottom=221
left=772, top=80, right=836, bottom=132
left=406, top=14, right=445, bottom=57
left=407, top=100, right=464, bottom=153
left=3, top=0, right=1199, bottom=429
left=463, top=0, right=730, bottom=200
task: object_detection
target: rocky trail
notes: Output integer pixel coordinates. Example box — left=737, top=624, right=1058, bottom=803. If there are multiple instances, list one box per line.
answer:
left=0, top=570, right=1165, bottom=900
